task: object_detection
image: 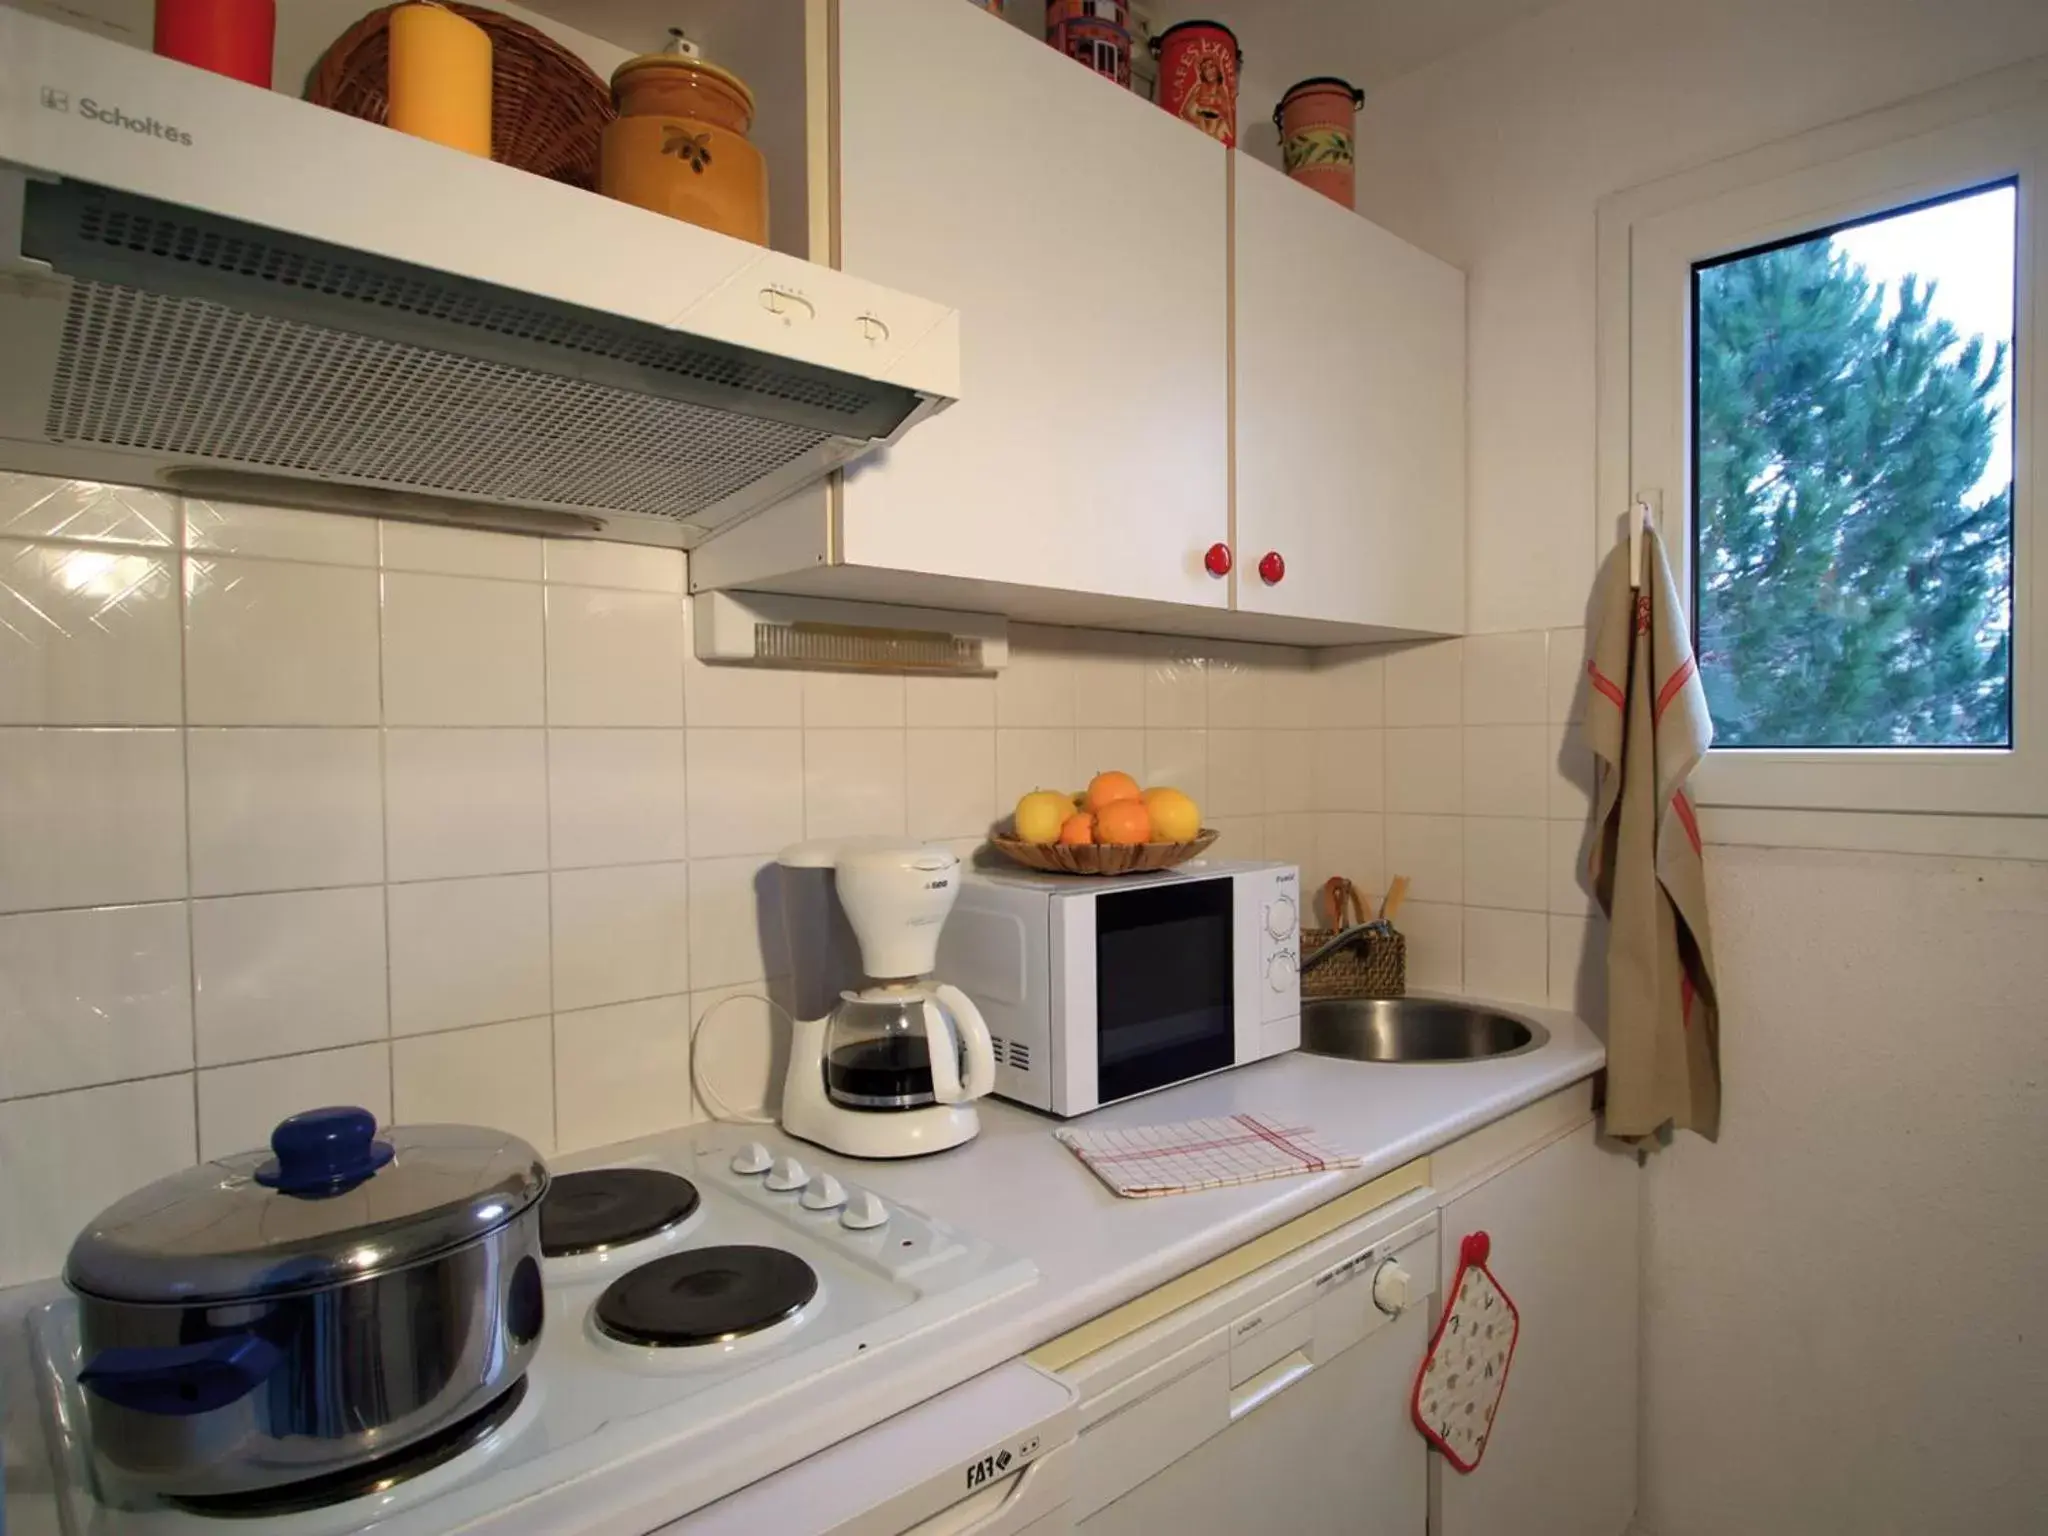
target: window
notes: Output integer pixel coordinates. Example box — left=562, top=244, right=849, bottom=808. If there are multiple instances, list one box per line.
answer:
left=1692, top=183, right=2016, bottom=750
left=1602, top=76, right=2048, bottom=825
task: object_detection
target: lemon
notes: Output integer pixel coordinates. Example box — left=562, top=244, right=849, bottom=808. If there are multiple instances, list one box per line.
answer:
left=1141, top=786, right=1202, bottom=842
left=1014, top=789, right=1073, bottom=844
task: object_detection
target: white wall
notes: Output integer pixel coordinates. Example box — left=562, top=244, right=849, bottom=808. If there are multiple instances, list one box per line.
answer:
left=1346, top=1, right=2048, bottom=1530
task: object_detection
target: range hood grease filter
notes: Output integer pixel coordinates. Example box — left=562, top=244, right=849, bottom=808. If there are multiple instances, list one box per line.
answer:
left=20, top=181, right=925, bottom=524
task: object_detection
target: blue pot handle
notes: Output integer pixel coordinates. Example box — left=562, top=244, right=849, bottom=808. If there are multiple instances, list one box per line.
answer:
left=254, top=1106, right=393, bottom=1196
left=79, top=1334, right=282, bottom=1417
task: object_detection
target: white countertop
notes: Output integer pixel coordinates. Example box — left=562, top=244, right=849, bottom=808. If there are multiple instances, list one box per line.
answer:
left=714, top=997, right=1607, bottom=1356
left=0, top=999, right=1604, bottom=1536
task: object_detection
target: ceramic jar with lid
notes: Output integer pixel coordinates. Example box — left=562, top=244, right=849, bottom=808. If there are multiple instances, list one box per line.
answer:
left=600, top=31, right=767, bottom=245
left=1276, top=77, right=1367, bottom=208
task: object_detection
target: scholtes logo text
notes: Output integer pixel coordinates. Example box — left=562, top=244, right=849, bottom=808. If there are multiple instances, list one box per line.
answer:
left=42, top=88, right=193, bottom=146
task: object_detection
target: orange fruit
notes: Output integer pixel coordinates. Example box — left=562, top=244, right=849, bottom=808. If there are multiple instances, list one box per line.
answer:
left=1058, top=811, right=1097, bottom=846
left=1084, top=770, right=1143, bottom=813
left=1095, top=799, right=1152, bottom=845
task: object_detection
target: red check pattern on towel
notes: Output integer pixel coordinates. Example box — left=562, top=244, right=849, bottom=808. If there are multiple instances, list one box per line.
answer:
left=1055, top=1114, right=1363, bottom=1199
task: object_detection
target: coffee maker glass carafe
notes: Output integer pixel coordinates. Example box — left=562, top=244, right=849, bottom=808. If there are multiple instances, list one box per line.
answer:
left=824, top=984, right=983, bottom=1111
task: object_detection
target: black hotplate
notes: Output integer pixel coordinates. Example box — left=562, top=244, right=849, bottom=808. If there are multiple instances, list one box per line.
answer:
left=594, top=1245, right=819, bottom=1347
left=540, top=1168, right=700, bottom=1258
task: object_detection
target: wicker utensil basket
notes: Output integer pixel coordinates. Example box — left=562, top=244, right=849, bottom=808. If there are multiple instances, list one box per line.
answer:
left=307, top=4, right=614, bottom=188
left=989, top=829, right=1220, bottom=876
left=1301, top=876, right=1407, bottom=999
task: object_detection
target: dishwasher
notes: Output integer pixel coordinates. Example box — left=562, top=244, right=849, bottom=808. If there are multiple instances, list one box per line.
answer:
left=1038, top=1189, right=1440, bottom=1536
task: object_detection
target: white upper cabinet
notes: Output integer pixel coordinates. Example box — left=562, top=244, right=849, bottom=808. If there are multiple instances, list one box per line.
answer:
left=832, top=0, right=1230, bottom=610
left=1233, top=156, right=1466, bottom=634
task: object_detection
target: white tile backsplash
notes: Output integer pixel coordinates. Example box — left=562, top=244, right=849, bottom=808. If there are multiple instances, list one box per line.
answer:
left=686, top=729, right=804, bottom=857
left=0, top=903, right=192, bottom=1099
left=542, top=540, right=684, bottom=594
left=0, top=474, right=175, bottom=546
left=0, top=728, right=187, bottom=913
left=1462, top=631, right=1549, bottom=725
left=0, top=481, right=1615, bottom=1284
left=192, top=886, right=388, bottom=1065
left=0, top=541, right=182, bottom=725
left=386, top=728, right=548, bottom=881
left=1463, top=725, right=1550, bottom=818
left=548, top=729, right=690, bottom=867
left=388, top=874, right=552, bottom=1036
left=0, top=1074, right=195, bottom=1286
left=381, top=520, right=540, bottom=581
left=907, top=729, right=998, bottom=841
left=183, top=557, right=382, bottom=726
left=554, top=995, right=693, bottom=1152
left=383, top=573, right=546, bottom=726
left=185, top=499, right=378, bottom=565
left=198, top=1043, right=392, bottom=1161
left=393, top=1016, right=555, bottom=1153
left=545, top=586, right=685, bottom=728
left=188, top=728, right=383, bottom=894
left=550, top=861, right=691, bottom=1012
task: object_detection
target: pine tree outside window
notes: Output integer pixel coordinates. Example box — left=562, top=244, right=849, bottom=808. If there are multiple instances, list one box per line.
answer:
left=1602, top=75, right=2048, bottom=831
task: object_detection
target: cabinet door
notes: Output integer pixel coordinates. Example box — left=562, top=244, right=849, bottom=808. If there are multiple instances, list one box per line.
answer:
left=1233, top=157, right=1465, bottom=631
left=1433, top=1122, right=1639, bottom=1536
left=833, top=0, right=1231, bottom=608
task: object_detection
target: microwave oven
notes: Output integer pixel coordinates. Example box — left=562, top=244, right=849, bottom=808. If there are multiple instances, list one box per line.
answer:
left=936, top=860, right=1302, bottom=1117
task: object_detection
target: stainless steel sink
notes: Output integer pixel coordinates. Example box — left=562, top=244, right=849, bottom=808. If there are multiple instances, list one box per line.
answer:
left=1300, top=997, right=1550, bottom=1063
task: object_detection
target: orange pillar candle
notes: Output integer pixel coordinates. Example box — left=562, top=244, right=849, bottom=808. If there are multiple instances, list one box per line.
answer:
left=387, top=2, right=492, bottom=157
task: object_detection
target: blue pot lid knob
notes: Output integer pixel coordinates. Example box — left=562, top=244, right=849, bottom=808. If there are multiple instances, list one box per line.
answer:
left=254, top=1106, right=395, bottom=1197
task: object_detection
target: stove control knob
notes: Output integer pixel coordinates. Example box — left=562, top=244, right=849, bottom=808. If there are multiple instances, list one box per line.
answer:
left=765, top=1156, right=808, bottom=1192
left=1372, top=1259, right=1413, bottom=1317
left=729, top=1142, right=773, bottom=1175
left=840, top=1190, right=889, bottom=1230
left=800, top=1173, right=847, bottom=1211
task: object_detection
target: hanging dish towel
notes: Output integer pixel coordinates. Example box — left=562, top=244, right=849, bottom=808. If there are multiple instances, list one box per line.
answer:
left=1055, top=1114, right=1361, bottom=1198
left=1586, top=524, right=1721, bottom=1141
left=1412, top=1231, right=1519, bottom=1472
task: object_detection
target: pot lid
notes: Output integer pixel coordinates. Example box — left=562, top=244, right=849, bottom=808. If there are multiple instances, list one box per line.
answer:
left=65, top=1108, right=547, bottom=1305
left=611, top=28, right=754, bottom=113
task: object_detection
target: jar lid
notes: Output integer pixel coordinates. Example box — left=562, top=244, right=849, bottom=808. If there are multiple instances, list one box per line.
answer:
left=1149, top=19, right=1242, bottom=62
left=64, top=1108, right=547, bottom=1305
left=611, top=44, right=755, bottom=116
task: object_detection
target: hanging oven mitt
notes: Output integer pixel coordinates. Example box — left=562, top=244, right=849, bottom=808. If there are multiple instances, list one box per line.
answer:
left=1412, top=1231, right=1519, bottom=1472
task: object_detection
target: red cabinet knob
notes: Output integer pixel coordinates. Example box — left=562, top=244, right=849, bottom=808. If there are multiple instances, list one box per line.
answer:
left=1204, top=542, right=1233, bottom=577
left=1258, top=551, right=1285, bottom=585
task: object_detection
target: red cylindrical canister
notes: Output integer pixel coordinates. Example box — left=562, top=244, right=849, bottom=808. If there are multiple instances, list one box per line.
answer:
left=1046, top=0, right=1131, bottom=89
left=153, top=0, right=276, bottom=88
left=1275, top=77, right=1366, bottom=208
left=1150, top=20, right=1239, bottom=147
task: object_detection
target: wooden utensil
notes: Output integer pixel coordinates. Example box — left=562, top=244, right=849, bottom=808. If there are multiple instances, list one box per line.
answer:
left=1380, top=875, right=1411, bottom=924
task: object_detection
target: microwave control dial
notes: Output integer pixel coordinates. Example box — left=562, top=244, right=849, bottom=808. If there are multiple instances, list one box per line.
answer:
left=1267, top=951, right=1296, bottom=992
left=1265, top=894, right=1297, bottom=940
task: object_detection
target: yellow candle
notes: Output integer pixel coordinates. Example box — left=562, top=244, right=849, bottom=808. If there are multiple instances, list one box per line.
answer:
left=388, top=2, right=492, bottom=157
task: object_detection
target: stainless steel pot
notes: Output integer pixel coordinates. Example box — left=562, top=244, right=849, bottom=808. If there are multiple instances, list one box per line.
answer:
left=64, top=1106, right=548, bottom=1503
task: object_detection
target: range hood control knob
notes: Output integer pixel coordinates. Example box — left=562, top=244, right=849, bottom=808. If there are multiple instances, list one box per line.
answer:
left=841, top=1191, right=889, bottom=1230
left=729, top=1141, right=773, bottom=1175
left=765, top=1156, right=808, bottom=1192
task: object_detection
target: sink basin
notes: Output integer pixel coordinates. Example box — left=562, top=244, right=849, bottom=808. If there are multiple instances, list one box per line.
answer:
left=1300, top=997, right=1549, bottom=1063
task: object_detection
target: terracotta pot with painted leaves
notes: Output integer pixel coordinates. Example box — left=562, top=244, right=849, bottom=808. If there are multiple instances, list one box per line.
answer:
left=599, top=32, right=767, bottom=245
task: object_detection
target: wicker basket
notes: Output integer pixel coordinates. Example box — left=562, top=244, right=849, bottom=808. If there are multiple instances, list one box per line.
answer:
left=307, top=4, right=615, bottom=189
left=989, top=829, right=1220, bottom=876
left=1301, top=877, right=1407, bottom=999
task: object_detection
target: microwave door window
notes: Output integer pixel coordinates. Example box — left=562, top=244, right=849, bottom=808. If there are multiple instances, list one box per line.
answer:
left=1094, top=880, right=1236, bottom=1103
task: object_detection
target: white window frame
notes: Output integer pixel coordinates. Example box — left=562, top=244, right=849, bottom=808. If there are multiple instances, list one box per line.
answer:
left=1598, top=61, right=2048, bottom=835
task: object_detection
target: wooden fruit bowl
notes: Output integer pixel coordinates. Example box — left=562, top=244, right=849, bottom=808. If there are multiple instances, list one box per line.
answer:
left=989, top=829, right=1220, bottom=876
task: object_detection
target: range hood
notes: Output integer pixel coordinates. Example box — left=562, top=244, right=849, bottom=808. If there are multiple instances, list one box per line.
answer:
left=0, top=9, right=960, bottom=546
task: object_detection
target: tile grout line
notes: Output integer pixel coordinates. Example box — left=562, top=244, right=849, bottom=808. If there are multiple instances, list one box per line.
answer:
left=375, top=531, right=397, bottom=1130
left=176, top=502, right=201, bottom=1165
left=541, top=578, right=559, bottom=1155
